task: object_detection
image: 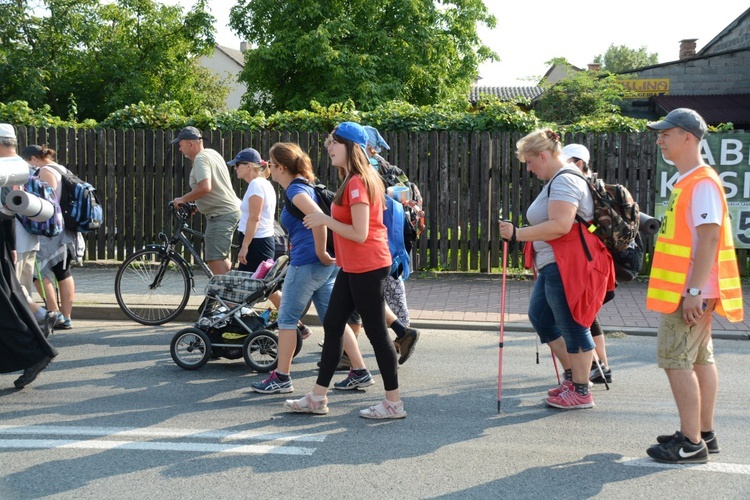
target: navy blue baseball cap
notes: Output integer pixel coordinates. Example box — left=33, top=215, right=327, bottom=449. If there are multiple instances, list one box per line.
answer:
left=227, top=148, right=263, bottom=166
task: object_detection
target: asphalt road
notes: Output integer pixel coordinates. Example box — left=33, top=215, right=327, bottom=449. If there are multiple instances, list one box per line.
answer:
left=1, top=321, right=749, bottom=499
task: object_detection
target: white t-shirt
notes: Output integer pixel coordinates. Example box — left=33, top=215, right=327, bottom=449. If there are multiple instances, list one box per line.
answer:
left=526, top=166, right=594, bottom=269
left=239, top=177, right=276, bottom=238
left=678, top=166, right=723, bottom=298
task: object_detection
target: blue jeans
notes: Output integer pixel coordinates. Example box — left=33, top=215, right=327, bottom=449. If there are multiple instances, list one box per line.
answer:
left=277, top=262, right=337, bottom=330
left=528, top=263, right=595, bottom=353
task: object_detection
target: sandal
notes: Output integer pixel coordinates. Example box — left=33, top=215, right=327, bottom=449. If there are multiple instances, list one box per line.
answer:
left=359, top=399, right=407, bottom=420
left=284, top=393, right=329, bottom=415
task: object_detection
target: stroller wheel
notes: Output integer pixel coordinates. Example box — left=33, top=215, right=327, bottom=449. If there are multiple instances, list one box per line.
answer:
left=243, top=329, right=280, bottom=373
left=171, top=328, right=212, bottom=370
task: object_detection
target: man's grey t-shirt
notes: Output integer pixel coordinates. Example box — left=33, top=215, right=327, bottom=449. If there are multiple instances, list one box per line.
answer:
left=189, top=148, right=241, bottom=217
left=525, top=166, right=594, bottom=270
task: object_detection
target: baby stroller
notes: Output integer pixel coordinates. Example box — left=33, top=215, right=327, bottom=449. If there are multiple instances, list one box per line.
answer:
left=169, top=255, right=304, bottom=372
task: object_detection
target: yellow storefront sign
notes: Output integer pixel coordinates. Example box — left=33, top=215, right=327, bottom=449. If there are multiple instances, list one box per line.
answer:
left=617, top=78, right=670, bottom=98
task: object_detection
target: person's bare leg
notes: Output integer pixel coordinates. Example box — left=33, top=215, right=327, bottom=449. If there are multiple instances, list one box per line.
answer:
left=207, top=259, right=231, bottom=276
left=569, top=349, right=594, bottom=386
left=665, top=368, right=702, bottom=444
left=694, top=363, right=719, bottom=434
left=343, top=325, right=366, bottom=368
left=58, top=276, right=75, bottom=319
left=547, top=336, right=570, bottom=371
left=40, top=278, right=59, bottom=313
left=593, top=335, right=609, bottom=367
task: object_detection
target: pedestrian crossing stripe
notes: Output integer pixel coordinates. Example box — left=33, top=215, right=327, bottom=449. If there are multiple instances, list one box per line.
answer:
left=620, top=457, right=750, bottom=475
left=0, top=425, right=327, bottom=456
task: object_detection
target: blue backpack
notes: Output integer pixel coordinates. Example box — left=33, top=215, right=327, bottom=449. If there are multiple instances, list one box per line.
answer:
left=46, top=163, right=103, bottom=233
left=15, top=168, right=64, bottom=237
left=383, top=196, right=410, bottom=280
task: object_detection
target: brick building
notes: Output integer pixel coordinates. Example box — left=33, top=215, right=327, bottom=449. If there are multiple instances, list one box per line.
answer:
left=617, top=7, right=750, bottom=129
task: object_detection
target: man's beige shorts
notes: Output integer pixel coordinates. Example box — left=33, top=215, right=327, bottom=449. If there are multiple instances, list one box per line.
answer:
left=657, top=299, right=717, bottom=370
left=204, top=211, right=239, bottom=262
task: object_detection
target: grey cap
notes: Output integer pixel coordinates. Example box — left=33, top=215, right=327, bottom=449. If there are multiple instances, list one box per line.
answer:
left=647, top=108, right=707, bottom=140
left=171, top=126, right=205, bottom=144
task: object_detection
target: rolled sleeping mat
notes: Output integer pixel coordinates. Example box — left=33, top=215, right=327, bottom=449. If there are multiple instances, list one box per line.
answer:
left=0, top=156, right=30, bottom=187
left=5, top=190, right=55, bottom=221
left=639, top=212, right=661, bottom=235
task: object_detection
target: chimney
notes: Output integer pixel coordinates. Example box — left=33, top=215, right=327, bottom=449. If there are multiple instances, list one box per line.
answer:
left=240, top=41, right=248, bottom=52
left=679, top=39, right=697, bottom=60
left=587, top=63, right=601, bottom=72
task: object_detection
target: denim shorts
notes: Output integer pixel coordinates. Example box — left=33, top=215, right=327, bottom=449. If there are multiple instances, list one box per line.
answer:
left=528, top=263, right=595, bottom=353
left=277, top=261, right=338, bottom=330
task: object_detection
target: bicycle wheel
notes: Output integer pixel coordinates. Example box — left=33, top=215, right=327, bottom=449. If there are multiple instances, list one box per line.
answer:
left=115, top=248, right=191, bottom=325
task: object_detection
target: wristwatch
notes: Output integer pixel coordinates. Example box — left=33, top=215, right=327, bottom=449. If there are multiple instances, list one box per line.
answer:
left=687, top=288, right=702, bottom=297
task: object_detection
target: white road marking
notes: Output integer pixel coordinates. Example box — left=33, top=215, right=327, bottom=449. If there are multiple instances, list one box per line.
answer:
left=620, top=457, right=750, bottom=475
left=0, top=425, right=326, bottom=442
left=0, top=425, right=327, bottom=456
left=0, top=439, right=314, bottom=456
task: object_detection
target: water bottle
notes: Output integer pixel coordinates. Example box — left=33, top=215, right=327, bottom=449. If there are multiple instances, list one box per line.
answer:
left=259, top=307, right=272, bottom=325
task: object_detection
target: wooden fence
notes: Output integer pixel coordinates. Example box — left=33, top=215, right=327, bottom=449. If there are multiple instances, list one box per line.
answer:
left=13, top=126, right=748, bottom=274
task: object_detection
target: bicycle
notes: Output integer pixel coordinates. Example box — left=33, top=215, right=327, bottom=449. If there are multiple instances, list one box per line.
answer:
left=114, top=202, right=216, bottom=325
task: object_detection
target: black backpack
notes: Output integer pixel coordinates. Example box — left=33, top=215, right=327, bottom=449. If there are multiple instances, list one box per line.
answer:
left=284, top=178, right=336, bottom=257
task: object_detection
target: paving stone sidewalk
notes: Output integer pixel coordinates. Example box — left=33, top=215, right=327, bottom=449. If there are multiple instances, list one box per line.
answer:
left=67, top=267, right=750, bottom=338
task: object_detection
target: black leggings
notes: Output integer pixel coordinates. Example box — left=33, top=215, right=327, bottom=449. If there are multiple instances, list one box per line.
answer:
left=316, top=265, right=398, bottom=391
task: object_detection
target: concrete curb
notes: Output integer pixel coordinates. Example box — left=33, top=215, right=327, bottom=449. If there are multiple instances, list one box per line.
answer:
left=71, top=304, right=750, bottom=341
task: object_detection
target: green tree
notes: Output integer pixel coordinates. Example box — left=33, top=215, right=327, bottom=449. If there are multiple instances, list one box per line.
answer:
left=0, top=0, right=229, bottom=121
left=535, top=71, right=625, bottom=124
left=593, top=44, right=659, bottom=73
left=228, top=0, right=497, bottom=114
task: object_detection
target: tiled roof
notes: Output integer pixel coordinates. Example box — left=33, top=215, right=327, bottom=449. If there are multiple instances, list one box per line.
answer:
left=469, top=85, right=544, bottom=103
left=651, top=94, right=750, bottom=127
left=215, top=45, right=245, bottom=67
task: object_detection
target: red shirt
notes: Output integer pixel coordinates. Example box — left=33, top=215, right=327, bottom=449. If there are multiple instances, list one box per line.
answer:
left=330, top=175, right=391, bottom=273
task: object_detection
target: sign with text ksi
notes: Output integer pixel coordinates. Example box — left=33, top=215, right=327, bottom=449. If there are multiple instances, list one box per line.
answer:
left=654, top=133, right=750, bottom=248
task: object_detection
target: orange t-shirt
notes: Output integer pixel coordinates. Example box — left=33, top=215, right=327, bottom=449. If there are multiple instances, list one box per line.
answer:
left=330, top=175, right=391, bottom=273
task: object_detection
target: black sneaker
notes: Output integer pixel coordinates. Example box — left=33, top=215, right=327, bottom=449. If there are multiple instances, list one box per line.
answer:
left=657, top=431, right=720, bottom=454
left=647, top=431, right=709, bottom=463
left=14, top=356, right=53, bottom=389
left=393, top=327, right=419, bottom=365
left=589, top=364, right=612, bottom=384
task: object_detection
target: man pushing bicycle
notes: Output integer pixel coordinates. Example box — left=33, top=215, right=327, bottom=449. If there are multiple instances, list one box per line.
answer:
left=172, top=126, right=241, bottom=275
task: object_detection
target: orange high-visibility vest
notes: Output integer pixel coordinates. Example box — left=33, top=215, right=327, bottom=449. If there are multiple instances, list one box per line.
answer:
left=647, top=166, right=743, bottom=321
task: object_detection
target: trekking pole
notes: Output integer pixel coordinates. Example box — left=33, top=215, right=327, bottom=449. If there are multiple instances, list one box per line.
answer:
left=497, top=238, right=508, bottom=413
left=592, top=350, right=610, bottom=391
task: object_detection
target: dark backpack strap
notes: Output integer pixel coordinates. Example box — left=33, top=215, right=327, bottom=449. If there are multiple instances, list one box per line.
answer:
left=284, top=178, right=311, bottom=220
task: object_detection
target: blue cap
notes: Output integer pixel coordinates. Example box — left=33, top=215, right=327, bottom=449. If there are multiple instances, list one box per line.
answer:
left=227, top=148, right=263, bottom=166
left=364, top=126, right=390, bottom=153
left=332, top=122, right=368, bottom=148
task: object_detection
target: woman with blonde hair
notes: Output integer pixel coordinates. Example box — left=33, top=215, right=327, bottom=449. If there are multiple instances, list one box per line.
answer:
left=228, top=148, right=276, bottom=273
left=285, top=122, right=405, bottom=419
left=499, top=130, right=614, bottom=410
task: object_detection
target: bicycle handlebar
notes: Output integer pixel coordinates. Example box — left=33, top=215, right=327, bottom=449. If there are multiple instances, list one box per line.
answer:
left=168, top=201, right=197, bottom=220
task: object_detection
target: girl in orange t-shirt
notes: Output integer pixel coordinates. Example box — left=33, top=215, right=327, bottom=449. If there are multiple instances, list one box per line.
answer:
left=284, top=122, right=405, bottom=420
